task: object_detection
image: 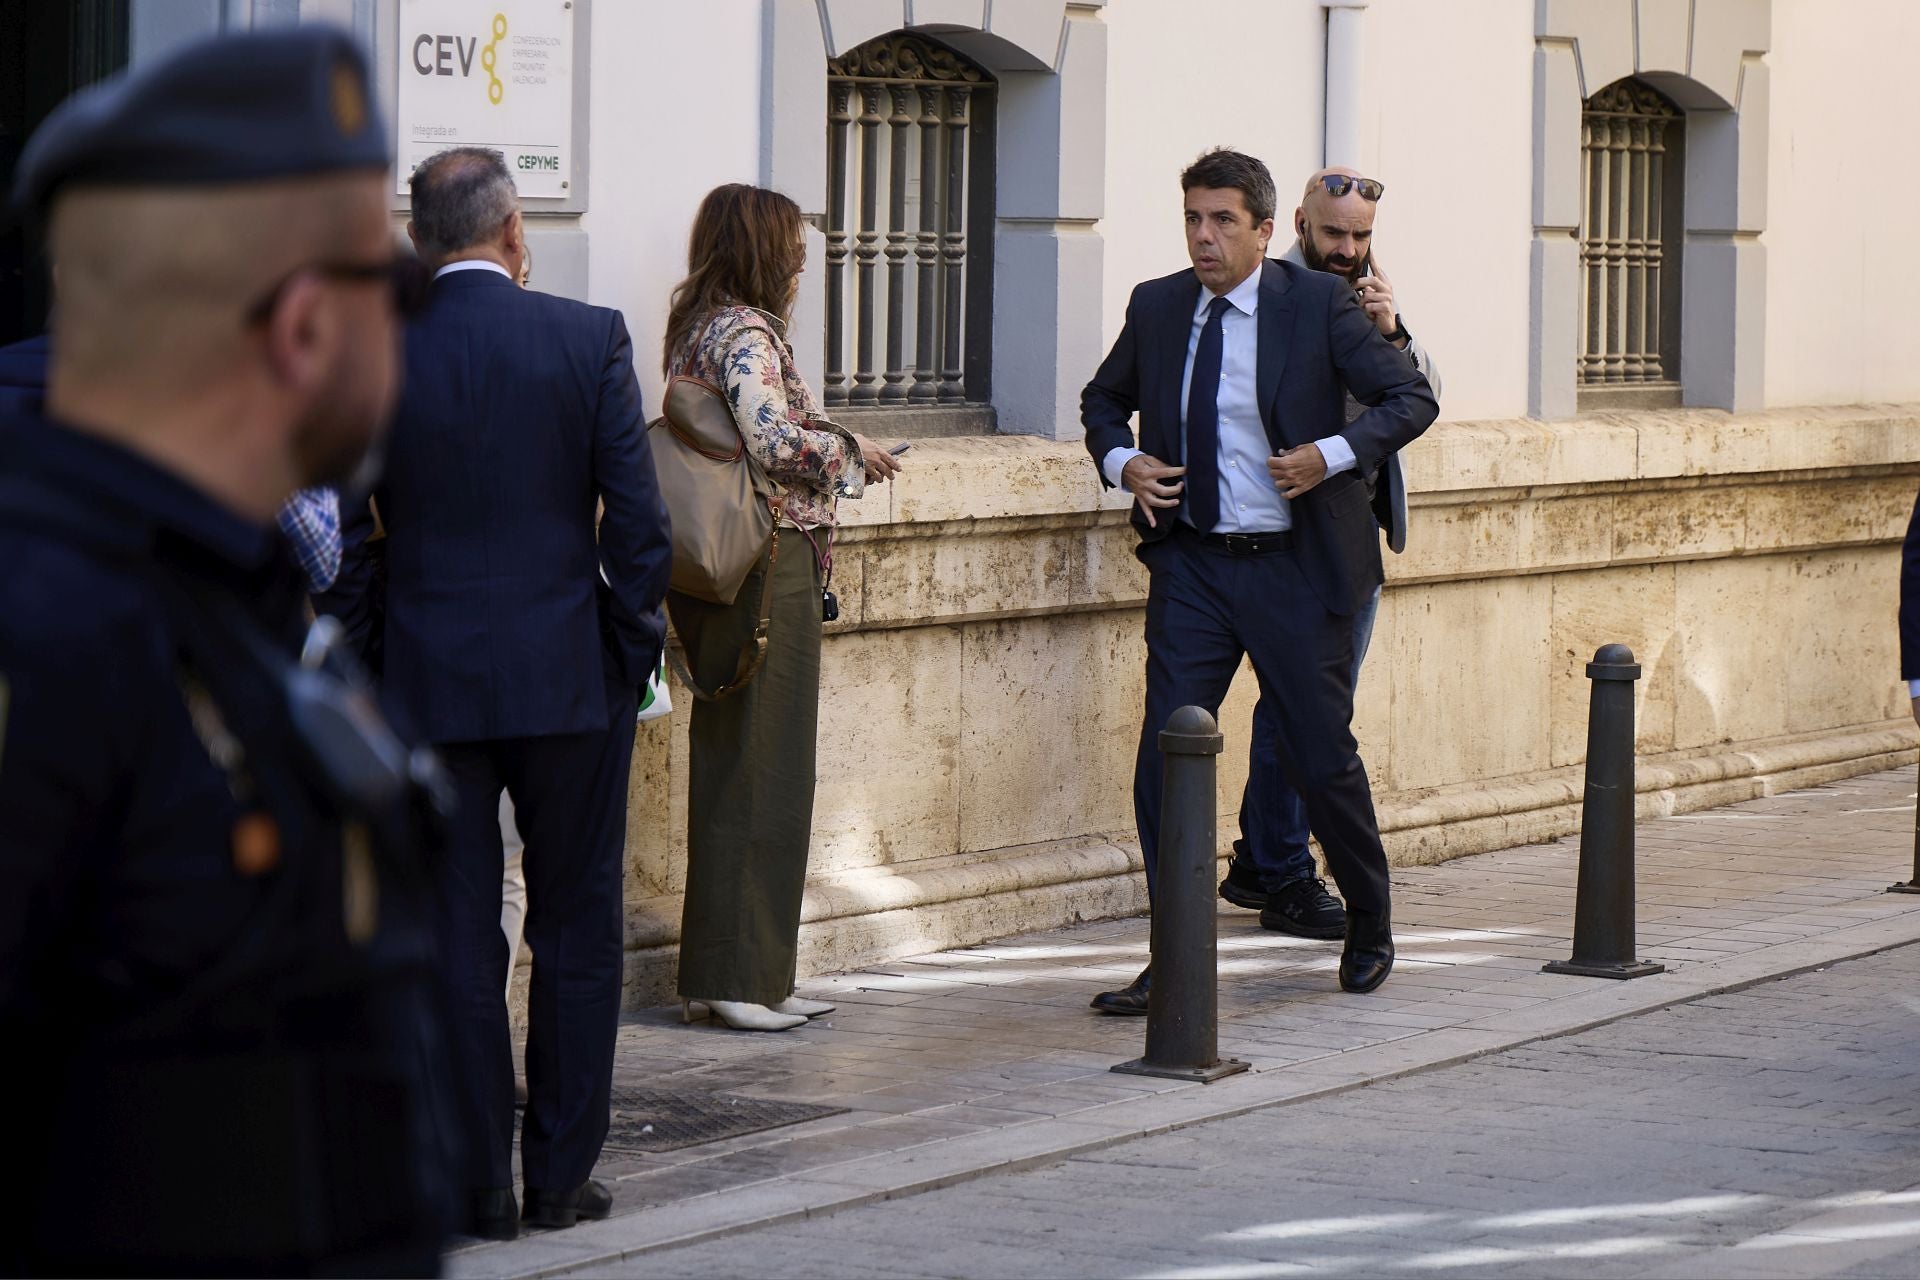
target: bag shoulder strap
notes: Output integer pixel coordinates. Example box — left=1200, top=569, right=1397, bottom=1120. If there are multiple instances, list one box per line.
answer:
left=670, top=325, right=790, bottom=507
left=664, top=528, right=780, bottom=702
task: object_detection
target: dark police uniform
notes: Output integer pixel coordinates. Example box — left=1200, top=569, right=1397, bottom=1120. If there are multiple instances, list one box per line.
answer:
left=0, top=29, right=454, bottom=1277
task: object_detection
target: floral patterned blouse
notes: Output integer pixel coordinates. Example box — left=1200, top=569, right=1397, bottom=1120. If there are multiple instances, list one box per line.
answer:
left=669, top=305, right=865, bottom=530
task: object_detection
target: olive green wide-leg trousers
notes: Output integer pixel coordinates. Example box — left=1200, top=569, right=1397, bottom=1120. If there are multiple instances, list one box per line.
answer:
left=668, top=538, right=822, bottom=1005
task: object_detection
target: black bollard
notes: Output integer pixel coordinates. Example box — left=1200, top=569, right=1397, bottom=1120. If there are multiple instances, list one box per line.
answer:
left=1544, top=644, right=1665, bottom=980
left=1888, top=760, right=1920, bottom=894
left=1114, top=706, right=1250, bottom=1083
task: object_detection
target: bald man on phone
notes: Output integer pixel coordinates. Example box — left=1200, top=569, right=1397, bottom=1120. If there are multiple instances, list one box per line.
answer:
left=1220, top=166, right=1445, bottom=941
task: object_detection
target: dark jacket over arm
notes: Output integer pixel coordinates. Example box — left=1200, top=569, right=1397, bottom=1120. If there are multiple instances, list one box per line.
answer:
left=313, top=490, right=382, bottom=668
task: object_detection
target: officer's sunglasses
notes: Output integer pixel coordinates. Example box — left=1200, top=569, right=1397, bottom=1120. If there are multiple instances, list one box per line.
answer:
left=246, top=254, right=432, bottom=324
left=1316, top=174, right=1386, bottom=201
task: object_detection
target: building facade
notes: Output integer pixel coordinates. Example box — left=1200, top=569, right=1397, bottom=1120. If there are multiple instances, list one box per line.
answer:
left=48, top=0, right=1920, bottom=1001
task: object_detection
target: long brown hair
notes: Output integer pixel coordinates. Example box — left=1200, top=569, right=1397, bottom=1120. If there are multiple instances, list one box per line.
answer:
left=662, top=184, right=807, bottom=375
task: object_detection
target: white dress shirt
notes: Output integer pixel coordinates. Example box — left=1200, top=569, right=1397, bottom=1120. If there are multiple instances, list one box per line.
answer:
left=433, top=259, right=513, bottom=282
left=1102, top=264, right=1355, bottom=532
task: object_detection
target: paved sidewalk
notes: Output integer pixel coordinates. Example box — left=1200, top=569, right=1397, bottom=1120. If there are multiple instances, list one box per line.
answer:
left=451, top=766, right=1920, bottom=1279
left=589, top=938, right=1920, bottom=1279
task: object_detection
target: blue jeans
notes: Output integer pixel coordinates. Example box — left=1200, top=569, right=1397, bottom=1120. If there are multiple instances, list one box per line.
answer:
left=1235, top=584, right=1381, bottom=889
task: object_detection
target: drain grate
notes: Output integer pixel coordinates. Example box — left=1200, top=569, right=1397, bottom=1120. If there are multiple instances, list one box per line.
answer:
left=600, top=1088, right=847, bottom=1154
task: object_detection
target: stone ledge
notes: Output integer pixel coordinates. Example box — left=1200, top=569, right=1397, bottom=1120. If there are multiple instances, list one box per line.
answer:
left=823, top=466, right=1918, bottom=634
left=1407, top=404, right=1920, bottom=494
left=838, top=404, right=1920, bottom=530
left=819, top=408, right=1920, bottom=630
left=614, top=719, right=1917, bottom=1004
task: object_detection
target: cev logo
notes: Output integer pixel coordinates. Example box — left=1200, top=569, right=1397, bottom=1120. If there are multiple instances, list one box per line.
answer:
left=481, top=14, right=507, bottom=105
left=410, top=12, right=508, bottom=105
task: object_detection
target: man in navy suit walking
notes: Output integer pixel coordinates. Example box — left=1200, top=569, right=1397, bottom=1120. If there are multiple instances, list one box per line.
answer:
left=1082, top=148, right=1436, bottom=1013
left=331, top=147, right=671, bottom=1239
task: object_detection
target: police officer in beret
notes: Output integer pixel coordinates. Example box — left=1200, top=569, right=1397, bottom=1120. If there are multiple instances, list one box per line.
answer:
left=0, top=28, right=455, bottom=1276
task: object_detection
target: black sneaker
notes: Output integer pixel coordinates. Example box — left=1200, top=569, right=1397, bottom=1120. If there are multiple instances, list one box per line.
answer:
left=1218, top=852, right=1268, bottom=910
left=1260, top=876, right=1346, bottom=940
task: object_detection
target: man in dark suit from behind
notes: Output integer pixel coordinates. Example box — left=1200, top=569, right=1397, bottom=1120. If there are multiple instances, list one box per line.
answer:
left=1081, top=148, right=1437, bottom=1014
left=332, top=146, right=672, bottom=1240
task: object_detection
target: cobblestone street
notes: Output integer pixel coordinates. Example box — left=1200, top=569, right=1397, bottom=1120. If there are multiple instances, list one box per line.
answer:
left=596, top=943, right=1920, bottom=1279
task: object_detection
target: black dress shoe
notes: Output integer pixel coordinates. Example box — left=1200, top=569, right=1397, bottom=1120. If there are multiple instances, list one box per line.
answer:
left=1218, top=850, right=1269, bottom=910
left=1260, top=876, right=1347, bottom=941
left=522, top=1178, right=613, bottom=1229
left=1339, top=909, right=1394, bottom=994
left=1090, top=966, right=1151, bottom=1016
left=469, top=1187, right=520, bottom=1241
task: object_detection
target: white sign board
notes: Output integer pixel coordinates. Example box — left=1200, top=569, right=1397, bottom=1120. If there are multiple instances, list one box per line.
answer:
left=396, top=0, right=574, bottom=199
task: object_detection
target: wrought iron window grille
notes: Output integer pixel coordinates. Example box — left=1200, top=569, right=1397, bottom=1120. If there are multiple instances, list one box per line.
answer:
left=1578, top=78, right=1685, bottom=408
left=825, top=33, right=995, bottom=425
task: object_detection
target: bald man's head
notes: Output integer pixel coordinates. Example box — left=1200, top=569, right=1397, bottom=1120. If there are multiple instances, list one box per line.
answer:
left=1294, top=166, right=1382, bottom=284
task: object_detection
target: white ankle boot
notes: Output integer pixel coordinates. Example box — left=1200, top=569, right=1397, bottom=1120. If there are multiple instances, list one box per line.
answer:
left=769, top=995, right=835, bottom=1018
left=681, top=998, right=805, bottom=1031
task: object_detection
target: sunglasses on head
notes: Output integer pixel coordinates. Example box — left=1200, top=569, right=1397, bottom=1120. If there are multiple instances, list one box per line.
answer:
left=1317, top=174, right=1385, bottom=201
left=247, top=254, right=432, bottom=324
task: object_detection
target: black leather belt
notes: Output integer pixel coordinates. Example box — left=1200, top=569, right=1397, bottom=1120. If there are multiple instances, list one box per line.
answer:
left=1192, top=527, right=1294, bottom=556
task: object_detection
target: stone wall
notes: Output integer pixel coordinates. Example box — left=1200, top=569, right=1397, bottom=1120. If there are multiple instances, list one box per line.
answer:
left=608, top=405, right=1920, bottom=1003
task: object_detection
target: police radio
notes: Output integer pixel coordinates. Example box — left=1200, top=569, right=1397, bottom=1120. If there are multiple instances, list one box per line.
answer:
left=294, top=615, right=453, bottom=839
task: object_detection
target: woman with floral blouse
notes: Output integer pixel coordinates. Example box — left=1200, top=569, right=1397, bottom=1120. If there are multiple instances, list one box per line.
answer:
left=662, top=184, right=901, bottom=1032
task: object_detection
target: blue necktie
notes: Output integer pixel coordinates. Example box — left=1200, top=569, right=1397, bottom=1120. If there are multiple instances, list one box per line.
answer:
left=1184, top=295, right=1232, bottom=533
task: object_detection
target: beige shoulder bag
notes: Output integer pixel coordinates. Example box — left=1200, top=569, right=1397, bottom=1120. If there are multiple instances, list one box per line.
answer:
left=648, top=372, right=783, bottom=701
left=652, top=373, right=781, bottom=606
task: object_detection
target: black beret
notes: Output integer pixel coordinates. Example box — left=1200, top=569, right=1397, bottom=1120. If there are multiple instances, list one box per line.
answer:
left=12, top=26, right=389, bottom=218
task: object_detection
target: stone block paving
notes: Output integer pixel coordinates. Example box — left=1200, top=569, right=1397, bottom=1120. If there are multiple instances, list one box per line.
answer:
left=588, top=931, right=1920, bottom=1279
left=453, top=767, right=1920, bottom=1268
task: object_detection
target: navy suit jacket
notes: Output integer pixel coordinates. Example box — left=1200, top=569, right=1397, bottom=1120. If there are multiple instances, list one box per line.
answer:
left=333, top=269, right=672, bottom=744
left=1081, top=258, right=1438, bottom=616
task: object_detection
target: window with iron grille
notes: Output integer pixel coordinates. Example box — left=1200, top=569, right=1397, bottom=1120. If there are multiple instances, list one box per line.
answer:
left=825, top=33, right=995, bottom=427
left=1578, top=78, right=1685, bottom=409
